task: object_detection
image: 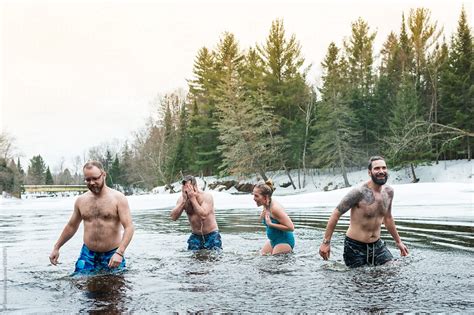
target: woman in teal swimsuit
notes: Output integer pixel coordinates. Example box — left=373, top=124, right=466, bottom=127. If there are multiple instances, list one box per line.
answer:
left=253, top=180, right=295, bottom=255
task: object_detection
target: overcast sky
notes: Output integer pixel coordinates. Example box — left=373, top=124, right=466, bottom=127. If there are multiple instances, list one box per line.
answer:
left=1, top=0, right=471, bottom=172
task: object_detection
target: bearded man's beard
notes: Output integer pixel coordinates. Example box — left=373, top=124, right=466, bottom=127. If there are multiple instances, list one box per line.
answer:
left=88, top=181, right=104, bottom=194
left=371, top=172, right=388, bottom=185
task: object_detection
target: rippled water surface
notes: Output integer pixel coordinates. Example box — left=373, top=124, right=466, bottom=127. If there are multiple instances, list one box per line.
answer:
left=0, top=202, right=473, bottom=313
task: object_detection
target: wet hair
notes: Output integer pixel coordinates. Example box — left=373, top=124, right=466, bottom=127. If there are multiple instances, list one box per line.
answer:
left=368, top=156, right=385, bottom=170
left=83, top=160, right=105, bottom=172
left=254, top=179, right=276, bottom=199
left=182, top=175, right=197, bottom=186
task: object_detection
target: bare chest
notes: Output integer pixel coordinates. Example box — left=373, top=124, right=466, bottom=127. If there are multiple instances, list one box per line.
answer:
left=356, top=189, right=391, bottom=218
left=80, top=198, right=118, bottom=221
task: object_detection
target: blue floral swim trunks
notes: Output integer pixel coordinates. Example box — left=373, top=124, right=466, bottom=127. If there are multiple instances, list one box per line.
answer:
left=187, top=230, right=222, bottom=251
left=74, top=244, right=125, bottom=274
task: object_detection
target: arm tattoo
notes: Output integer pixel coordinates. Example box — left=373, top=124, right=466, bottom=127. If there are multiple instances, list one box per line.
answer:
left=382, top=187, right=394, bottom=210
left=337, top=188, right=362, bottom=214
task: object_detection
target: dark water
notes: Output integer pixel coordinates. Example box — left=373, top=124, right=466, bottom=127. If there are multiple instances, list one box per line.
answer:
left=0, top=204, right=473, bottom=313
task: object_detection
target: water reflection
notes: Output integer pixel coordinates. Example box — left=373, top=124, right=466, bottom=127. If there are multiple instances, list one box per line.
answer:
left=73, top=274, right=129, bottom=313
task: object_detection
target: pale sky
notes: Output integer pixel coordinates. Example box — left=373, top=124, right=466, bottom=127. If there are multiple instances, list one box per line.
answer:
left=1, top=0, right=471, bottom=172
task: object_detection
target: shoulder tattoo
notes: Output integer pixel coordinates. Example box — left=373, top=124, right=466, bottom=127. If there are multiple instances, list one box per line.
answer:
left=337, top=188, right=362, bottom=214
left=382, top=186, right=394, bottom=209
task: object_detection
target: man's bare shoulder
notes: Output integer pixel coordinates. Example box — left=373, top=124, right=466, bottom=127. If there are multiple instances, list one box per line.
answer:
left=383, top=185, right=394, bottom=197
left=108, top=188, right=129, bottom=205
left=337, top=185, right=364, bottom=214
left=200, top=191, right=214, bottom=201
left=76, top=191, right=91, bottom=203
left=348, top=184, right=365, bottom=196
left=110, top=187, right=126, bottom=197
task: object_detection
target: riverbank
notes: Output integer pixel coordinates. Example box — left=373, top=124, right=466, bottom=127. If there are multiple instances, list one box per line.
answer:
left=2, top=182, right=472, bottom=221
left=151, top=159, right=473, bottom=195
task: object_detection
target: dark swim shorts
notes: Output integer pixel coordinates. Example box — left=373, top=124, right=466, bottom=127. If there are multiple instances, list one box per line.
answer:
left=187, top=230, right=223, bottom=251
left=74, top=244, right=126, bottom=274
left=343, top=236, right=393, bottom=268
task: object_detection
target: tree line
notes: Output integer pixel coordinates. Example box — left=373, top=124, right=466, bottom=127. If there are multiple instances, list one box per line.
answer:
left=1, top=7, right=472, bottom=195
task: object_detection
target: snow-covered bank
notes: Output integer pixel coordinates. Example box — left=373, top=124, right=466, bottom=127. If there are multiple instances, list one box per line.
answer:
left=1, top=160, right=472, bottom=219
left=2, top=183, right=472, bottom=220
left=151, top=159, right=473, bottom=196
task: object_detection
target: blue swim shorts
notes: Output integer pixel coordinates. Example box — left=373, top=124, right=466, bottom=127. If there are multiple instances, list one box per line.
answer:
left=74, top=244, right=126, bottom=274
left=187, top=230, right=223, bottom=251
left=343, top=236, right=393, bottom=268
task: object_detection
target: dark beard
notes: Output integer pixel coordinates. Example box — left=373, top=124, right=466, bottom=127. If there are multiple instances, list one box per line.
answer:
left=88, top=181, right=104, bottom=194
left=371, top=173, right=388, bottom=185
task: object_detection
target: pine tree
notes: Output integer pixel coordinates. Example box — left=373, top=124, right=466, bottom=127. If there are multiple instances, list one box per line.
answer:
left=408, top=8, right=442, bottom=94
left=344, top=18, right=377, bottom=156
left=8, top=159, right=23, bottom=197
left=17, top=157, right=25, bottom=176
left=27, top=155, right=46, bottom=185
left=399, top=13, right=415, bottom=75
left=120, top=142, right=134, bottom=190
left=407, top=7, right=443, bottom=126
left=387, top=75, right=432, bottom=181
left=373, top=32, right=402, bottom=151
left=108, top=155, right=121, bottom=187
left=101, top=150, right=113, bottom=186
left=0, top=158, right=14, bottom=193
left=172, top=100, right=191, bottom=177
left=162, top=91, right=187, bottom=183
left=45, top=166, right=54, bottom=185
left=439, top=7, right=473, bottom=159
left=311, top=43, right=362, bottom=187
left=215, top=46, right=281, bottom=179
left=187, top=46, right=221, bottom=175
left=257, top=19, right=310, bottom=170
left=425, top=41, right=449, bottom=161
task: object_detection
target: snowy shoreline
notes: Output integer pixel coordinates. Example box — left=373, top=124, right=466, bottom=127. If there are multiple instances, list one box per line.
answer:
left=1, top=160, right=472, bottom=219
left=1, top=182, right=472, bottom=218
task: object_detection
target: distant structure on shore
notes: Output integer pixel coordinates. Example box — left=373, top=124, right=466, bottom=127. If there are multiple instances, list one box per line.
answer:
left=21, top=185, right=88, bottom=198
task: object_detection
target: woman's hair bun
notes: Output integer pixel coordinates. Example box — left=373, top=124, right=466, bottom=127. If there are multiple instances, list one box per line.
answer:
left=265, top=179, right=275, bottom=191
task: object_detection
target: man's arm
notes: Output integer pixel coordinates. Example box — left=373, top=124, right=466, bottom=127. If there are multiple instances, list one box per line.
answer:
left=170, top=195, right=186, bottom=221
left=319, top=188, right=361, bottom=260
left=108, top=194, right=135, bottom=268
left=189, top=192, right=213, bottom=220
left=383, top=189, right=409, bottom=256
left=49, top=199, right=82, bottom=265
left=319, top=208, right=342, bottom=260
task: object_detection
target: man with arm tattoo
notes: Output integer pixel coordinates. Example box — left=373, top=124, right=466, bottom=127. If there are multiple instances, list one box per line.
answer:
left=319, top=156, right=409, bottom=268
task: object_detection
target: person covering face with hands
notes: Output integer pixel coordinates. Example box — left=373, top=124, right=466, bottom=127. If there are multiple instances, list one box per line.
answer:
left=170, top=175, right=222, bottom=251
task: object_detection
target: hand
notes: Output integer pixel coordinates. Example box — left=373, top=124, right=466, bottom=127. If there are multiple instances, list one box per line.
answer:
left=396, top=241, right=409, bottom=256
left=108, top=252, right=123, bottom=269
left=319, top=243, right=331, bottom=260
left=264, top=211, right=272, bottom=226
left=184, top=185, right=196, bottom=200
left=49, top=248, right=60, bottom=265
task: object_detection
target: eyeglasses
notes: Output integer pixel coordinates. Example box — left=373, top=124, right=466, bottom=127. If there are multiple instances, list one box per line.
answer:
left=84, top=173, right=103, bottom=183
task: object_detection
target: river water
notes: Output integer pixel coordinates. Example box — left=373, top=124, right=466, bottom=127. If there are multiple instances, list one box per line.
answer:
left=0, top=200, right=473, bottom=313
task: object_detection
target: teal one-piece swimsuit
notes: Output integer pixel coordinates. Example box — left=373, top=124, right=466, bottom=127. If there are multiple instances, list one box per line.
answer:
left=262, top=217, right=295, bottom=249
